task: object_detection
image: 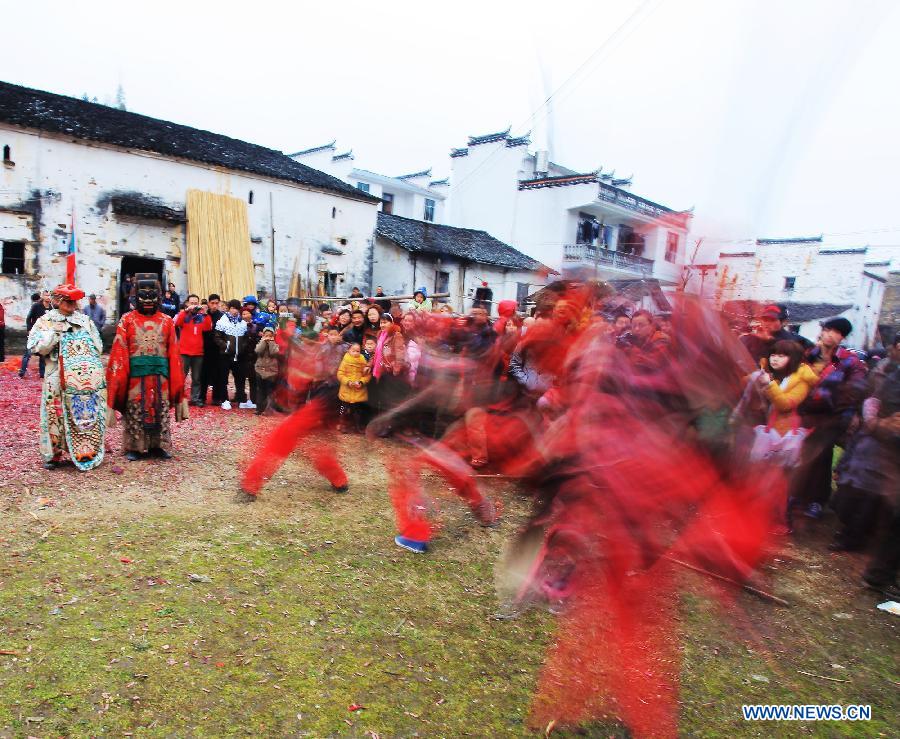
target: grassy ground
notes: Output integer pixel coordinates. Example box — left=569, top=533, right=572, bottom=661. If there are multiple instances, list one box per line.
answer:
left=1, top=374, right=897, bottom=737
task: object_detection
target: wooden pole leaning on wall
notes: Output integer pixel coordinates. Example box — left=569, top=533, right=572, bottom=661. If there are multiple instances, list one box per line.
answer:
left=186, top=190, right=254, bottom=301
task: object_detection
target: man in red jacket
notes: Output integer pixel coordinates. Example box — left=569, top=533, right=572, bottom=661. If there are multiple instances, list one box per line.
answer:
left=174, top=294, right=212, bottom=406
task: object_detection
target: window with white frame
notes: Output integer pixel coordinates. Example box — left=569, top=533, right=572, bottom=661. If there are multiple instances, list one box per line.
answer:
left=665, top=232, right=679, bottom=263
left=356, top=182, right=370, bottom=193
left=423, top=198, right=435, bottom=222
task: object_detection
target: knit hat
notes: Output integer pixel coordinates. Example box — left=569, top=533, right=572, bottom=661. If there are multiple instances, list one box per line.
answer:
left=262, top=325, right=275, bottom=335
left=414, top=287, right=428, bottom=298
left=243, top=295, right=258, bottom=306
left=821, top=316, right=852, bottom=337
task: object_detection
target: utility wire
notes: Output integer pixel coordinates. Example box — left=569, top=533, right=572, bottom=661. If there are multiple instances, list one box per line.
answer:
left=451, top=0, right=664, bottom=198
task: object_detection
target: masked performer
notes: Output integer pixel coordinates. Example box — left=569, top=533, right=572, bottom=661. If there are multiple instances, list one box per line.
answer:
left=106, top=273, right=186, bottom=460
left=27, top=283, right=107, bottom=470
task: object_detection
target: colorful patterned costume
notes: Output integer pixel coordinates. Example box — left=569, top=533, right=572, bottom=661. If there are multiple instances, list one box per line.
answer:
left=106, top=310, right=185, bottom=453
left=27, top=309, right=107, bottom=469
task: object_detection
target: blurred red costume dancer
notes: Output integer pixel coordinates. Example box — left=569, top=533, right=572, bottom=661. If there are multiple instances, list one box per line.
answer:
left=385, top=296, right=589, bottom=553
left=241, top=339, right=349, bottom=497
left=496, top=293, right=780, bottom=738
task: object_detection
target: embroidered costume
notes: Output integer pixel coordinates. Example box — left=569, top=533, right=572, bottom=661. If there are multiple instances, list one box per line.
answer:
left=27, top=284, right=107, bottom=470
left=106, top=275, right=186, bottom=457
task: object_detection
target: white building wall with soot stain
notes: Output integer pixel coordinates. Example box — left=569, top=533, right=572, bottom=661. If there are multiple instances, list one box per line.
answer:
left=713, top=242, right=886, bottom=348
left=0, top=124, right=377, bottom=330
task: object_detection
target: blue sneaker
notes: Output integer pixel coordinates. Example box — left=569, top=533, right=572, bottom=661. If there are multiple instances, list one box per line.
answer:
left=394, top=536, right=428, bottom=554
left=804, top=502, right=823, bottom=519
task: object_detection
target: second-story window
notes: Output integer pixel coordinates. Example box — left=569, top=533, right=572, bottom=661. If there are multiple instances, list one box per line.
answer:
left=382, top=193, right=394, bottom=215
left=784, top=276, right=796, bottom=291
left=356, top=182, right=370, bottom=193
left=423, top=198, right=435, bottom=222
left=665, top=232, right=679, bottom=263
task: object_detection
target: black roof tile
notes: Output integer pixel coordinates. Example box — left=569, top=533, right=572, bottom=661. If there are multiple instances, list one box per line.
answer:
left=724, top=300, right=853, bottom=322
left=756, top=235, right=823, bottom=245
left=468, top=127, right=511, bottom=146
left=286, top=140, right=336, bottom=156
left=102, top=191, right=186, bottom=223
left=0, top=82, right=376, bottom=202
left=396, top=168, right=432, bottom=180
left=376, top=212, right=549, bottom=272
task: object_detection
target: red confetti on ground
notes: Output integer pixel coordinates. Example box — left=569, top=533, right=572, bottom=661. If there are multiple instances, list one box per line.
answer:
left=120, top=557, right=133, bottom=564
left=348, top=704, right=366, bottom=712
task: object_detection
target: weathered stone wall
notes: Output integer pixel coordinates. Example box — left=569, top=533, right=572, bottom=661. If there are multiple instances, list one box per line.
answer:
left=0, top=123, right=378, bottom=332
left=878, top=271, right=900, bottom=343
left=713, top=244, right=885, bottom=347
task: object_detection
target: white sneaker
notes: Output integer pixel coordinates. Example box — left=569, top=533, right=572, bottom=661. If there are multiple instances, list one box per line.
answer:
left=221, top=400, right=232, bottom=410
left=239, top=401, right=257, bottom=410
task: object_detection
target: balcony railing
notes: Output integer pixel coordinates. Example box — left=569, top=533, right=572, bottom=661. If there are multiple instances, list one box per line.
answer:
left=563, top=244, right=653, bottom=275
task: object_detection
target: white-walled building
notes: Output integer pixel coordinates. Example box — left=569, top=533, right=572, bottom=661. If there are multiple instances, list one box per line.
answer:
left=0, top=81, right=379, bottom=331
left=712, top=236, right=886, bottom=348
left=373, top=212, right=552, bottom=314
left=446, top=128, right=692, bottom=286
left=288, top=143, right=448, bottom=224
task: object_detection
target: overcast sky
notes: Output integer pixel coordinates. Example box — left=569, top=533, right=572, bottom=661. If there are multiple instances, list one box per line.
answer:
left=5, top=0, right=899, bottom=262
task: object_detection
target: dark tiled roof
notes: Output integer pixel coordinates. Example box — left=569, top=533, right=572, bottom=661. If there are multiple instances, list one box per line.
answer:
left=450, top=147, right=469, bottom=158
left=723, top=300, right=852, bottom=322
left=611, top=176, right=633, bottom=187
left=756, top=235, right=823, bottom=245
left=429, top=178, right=450, bottom=187
left=397, top=168, right=432, bottom=181
left=332, top=150, right=353, bottom=161
left=506, top=134, right=530, bottom=147
left=288, top=140, right=336, bottom=156
left=376, top=212, right=549, bottom=272
left=819, top=248, right=867, bottom=255
left=468, top=127, right=511, bottom=146
left=101, top=191, right=186, bottom=223
left=782, top=302, right=853, bottom=322
left=519, top=172, right=600, bottom=190
left=0, top=82, right=376, bottom=201
left=863, top=271, right=886, bottom=283
left=719, top=252, right=756, bottom=258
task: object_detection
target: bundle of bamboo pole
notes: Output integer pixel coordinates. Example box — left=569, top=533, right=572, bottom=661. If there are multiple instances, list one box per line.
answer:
left=185, top=190, right=255, bottom=300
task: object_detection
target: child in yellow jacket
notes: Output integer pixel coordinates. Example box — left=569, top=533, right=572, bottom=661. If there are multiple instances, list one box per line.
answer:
left=757, top=339, right=819, bottom=435
left=337, top=343, right=371, bottom=431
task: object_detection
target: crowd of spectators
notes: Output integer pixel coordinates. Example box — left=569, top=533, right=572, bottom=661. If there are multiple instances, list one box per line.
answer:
left=13, top=279, right=900, bottom=598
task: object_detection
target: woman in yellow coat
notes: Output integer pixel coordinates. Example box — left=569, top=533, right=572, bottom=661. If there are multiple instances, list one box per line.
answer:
left=337, top=343, right=371, bottom=431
